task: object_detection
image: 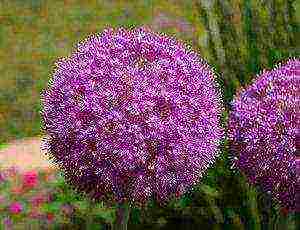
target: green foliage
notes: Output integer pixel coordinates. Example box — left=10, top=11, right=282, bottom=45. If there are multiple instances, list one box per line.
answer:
left=0, top=143, right=8, bottom=150
left=40, top=201, right=61, bottom=213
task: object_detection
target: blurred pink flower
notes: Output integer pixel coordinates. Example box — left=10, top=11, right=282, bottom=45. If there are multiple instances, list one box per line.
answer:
left=6, top=166, right=19, bottom=178
left=2, top=217, right=12, bottom=229
left=28, top=209, right=44, bottom=219
left=30, top=194, right=47, bottom=207
left=9, top=202, right=23, bottom=214
left=0, top=194, right=6, bottom=204
left=46, top=193, right=55, bottom=203
left=22, top=170, right=39, bottom=189
left=0, top=171, right=6, bottom=183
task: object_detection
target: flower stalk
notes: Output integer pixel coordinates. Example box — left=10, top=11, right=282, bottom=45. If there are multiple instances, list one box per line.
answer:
left=113, top=202, right=130, bottom=230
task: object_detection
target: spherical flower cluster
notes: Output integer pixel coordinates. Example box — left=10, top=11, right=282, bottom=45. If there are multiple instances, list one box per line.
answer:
left=41, top=27, right=224, bottom=205
left=228, top=58, right=300, bottom=213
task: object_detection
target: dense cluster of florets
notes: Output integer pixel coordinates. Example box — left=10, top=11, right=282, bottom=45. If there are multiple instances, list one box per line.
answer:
left=228, top=58, right=300, bottom=213
left=40, top=27, right=224, bottom=205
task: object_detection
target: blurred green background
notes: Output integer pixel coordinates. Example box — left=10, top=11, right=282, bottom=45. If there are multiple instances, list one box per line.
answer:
left=0, top=0, right=299, bottom=144
left=0, top=0, right=299, bottom=229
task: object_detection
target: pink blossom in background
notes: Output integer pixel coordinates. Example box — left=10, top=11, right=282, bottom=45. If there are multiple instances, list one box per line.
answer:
left=0, top=166, right=19, bottom=181
left=22, top=170, right=39, bottom=188
left=28, top=209, right=44, bottom=219
left=0, top=194, right=6, bottom=204
left=8, top=202, right=23, bottom=214
left=0, top=171, right=6, bottom=183
left=45, top=193, right=54, bottom=203
left=6, top=166, right=19, bottom=178
left=2, top=217, right=13, bottom=229
left=30, top=194, right=47, bottom=207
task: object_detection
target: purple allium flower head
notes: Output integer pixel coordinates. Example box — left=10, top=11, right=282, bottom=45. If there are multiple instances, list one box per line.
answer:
left=228, top=58, right=300, bottom=213
left=40, top=27, right=224, bottom=205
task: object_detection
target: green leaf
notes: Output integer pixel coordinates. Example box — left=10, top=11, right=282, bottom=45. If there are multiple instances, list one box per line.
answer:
left=199, top=184, right=220, bottom=198
left=93, top=207, right=116, bottom=224
left=130, top=207, right=141, bottom=225
left=211, top=205, right=224, bottom=223
left=41, top=201, right=62, bottom=213
left=0, top=142, right=8, bottom=150
left=86, top=222, right=103, bottom=230
left=176, top=195, right=192, bottom=209
left=73, top=201, right=90, bottom=211
left=156, top=217, right=167, bottom=227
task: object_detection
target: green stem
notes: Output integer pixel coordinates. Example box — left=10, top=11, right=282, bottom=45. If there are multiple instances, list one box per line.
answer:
left=86, top=201, right=95, bottom=229
left=113, top=202, right=131, bottom=230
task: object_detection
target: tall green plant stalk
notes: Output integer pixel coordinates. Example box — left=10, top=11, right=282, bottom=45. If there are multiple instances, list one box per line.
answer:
left=86, top=201, right=96, bottom=229
left=113, top=202, right=131, bottom=230
left=194, top=0, right=299, bottom=107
